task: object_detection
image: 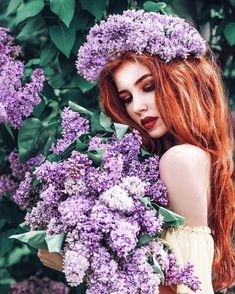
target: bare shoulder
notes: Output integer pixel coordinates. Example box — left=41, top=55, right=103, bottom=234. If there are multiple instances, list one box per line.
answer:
left=159, top=144, right=210, bottom=171
left=159, top=144, right=211, bottom=226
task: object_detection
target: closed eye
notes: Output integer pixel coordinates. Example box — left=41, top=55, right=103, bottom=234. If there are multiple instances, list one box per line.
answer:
left=120, top=95, right=132, bottom=104
left=143, top=82, right=155, bottom=92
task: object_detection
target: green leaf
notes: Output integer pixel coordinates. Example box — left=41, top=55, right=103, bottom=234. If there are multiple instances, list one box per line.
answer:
left=140, top=148, right=152, bottom=159
left=74, top=10, right=90, bottom=30
left=44, top=136, right=56, bottom=156
left=0, top=285, right=9, bottom=294
left=49, top=24, right=76, bottom=58
left=40, top=43, right=58, bottom=66
left=143, top=1, right=166, bottom=12
left=90, top=112, right=108, bottom=133
left=18, top=118, right=49, bottom=162
left=80, top=0, right=107, bottom=19
left=3, top=124, right=14, bottom=141
left=158, top=206, right=185, bottom=227
left=71, top=75, right=96, bottom=93
left=9, top=230, right=47, bottom=249
left=99, top=112, right=113, bottom=132
left=76, top=138, right=89, bottom=152
left=0, top=269, right=16, bottom=286
left=0, top=232, right=14, bottom=257
left=141, top=197, right=154, bottom=210
left=87, top=150, right=104, bottom=166
left=19, top=221, right=30, bottom=232
left=50, top=0, right=75, bottom=28
left=47, top=153, right=61, bottom=162
left=113, top=123, right=129, bottom=140
left=15, top=0, right=44, bottom=25
left=17, top=16, right=44, bottom=39
left=224, top=22, right=235, bottom=46
left=0, top=245, right=31, bottom=267
left=0, top=219, right=6, bottom=229
left=152, top=255, right=165, bottom=282
left=45, top=233, right=65, bottom=252
left=137, top=234, right=156, bottom=247
left=229, top=0, right=235, bottom=7
left=6, top=0, right=22, bottom=16
left=68, top=101, right=94, bottom=116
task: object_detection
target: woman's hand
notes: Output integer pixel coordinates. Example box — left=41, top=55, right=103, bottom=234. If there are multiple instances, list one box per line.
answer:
left=37, top=249, right=64, bottom=272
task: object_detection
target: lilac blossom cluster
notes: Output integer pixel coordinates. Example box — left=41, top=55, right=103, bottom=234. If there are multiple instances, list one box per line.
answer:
left=10, top=276, right=69, bottom=294
left=14, top=111, right=200, bottom=292
left=50, top=107, right=90, bottom=154
left=0, top=174, right=18, bottom=199
left=76, top=9, right=206, bottom=81
left=0, top=151, right=42, bottom=203
left=0, top=27, right=45, bottom=129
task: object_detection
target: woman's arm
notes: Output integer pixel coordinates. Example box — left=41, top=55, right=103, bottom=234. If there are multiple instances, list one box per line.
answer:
left=37, top=249, right=64, bottom=272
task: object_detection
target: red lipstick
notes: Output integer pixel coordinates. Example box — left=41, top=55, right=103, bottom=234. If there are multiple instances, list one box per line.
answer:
left=141, top=116, right=158, bottom=130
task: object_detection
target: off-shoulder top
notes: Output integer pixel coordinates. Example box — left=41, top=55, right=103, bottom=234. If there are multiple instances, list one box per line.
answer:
left=161, top=225, right=215, bottom=294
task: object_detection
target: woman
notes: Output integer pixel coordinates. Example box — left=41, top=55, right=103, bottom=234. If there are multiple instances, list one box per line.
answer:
left=38, top=10, right=235, bottom=293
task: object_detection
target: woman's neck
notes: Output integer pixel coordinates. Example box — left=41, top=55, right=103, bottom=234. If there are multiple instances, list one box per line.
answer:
left=158, top=132, right=184, bottom=155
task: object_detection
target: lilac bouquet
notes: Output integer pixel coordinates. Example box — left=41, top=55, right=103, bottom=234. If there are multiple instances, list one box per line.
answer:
left=0, top=27, right=44, bottom=129
left=11, top=102, right=200, bottom=293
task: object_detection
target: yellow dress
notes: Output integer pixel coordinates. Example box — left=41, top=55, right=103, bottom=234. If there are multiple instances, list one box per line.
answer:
left=161, top=225, right=215, bottom=294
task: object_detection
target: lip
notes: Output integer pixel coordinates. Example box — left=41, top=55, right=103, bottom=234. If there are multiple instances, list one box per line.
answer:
left=141, top=116, right=158, bottom=130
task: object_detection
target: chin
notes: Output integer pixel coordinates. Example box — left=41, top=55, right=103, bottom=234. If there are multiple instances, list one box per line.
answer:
left=147, top=127, right=168, bottom=139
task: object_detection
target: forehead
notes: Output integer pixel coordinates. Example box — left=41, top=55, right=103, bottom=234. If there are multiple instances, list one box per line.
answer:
left=113, top=60, right=151, bottom=90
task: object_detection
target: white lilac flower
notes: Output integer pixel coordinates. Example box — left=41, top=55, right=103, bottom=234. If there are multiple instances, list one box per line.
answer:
left=100, top=185, right=135, bottom=213
left=120, top=176, right=146, bottom=199
left=63, top=177, right=87, bottom=196
left=63, top=249, right=90, bottom=287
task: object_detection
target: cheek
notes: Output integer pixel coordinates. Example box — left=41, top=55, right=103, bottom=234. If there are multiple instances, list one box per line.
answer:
left=125, top=105, right=136, bottom=121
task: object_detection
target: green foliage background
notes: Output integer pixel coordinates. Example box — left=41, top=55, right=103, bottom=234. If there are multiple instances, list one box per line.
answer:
left=0, top=0, right=234, bottom=293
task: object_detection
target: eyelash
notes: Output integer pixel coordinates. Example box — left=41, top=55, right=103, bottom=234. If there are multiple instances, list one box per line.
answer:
left=120, top=83, right=155, bottom=104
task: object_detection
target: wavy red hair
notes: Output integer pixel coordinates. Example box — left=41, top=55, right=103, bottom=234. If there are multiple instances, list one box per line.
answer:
left=98, top=50, right=235, bottom=291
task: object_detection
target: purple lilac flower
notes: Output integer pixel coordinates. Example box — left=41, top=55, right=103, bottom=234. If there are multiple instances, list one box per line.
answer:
left=51, top=107, right=90, bottom=154
left=0, top=28, right=45, bottom=129
left=8, top=152, right=42, bottom=180
left=34, top=161, right=67, bottom=187
left=122, top=247, right=161, bottom=294
left=142, top=210, right=164, bottom=236
left=25, top=201, right=58, bottom=229
left=87, top=247, right=119, bottom=293
left=110, top=219, right=139, bottom=258
left=76, top=9, right=206, bottom=81
left=12, top=172, right=34, bottom=209
left=10, top=276, right=69, bottom=294
left=58, top=196, right=93, bottom=229
left=39, top=184, right=65, bottom=205
left=0, top=174, right=18, bottom=199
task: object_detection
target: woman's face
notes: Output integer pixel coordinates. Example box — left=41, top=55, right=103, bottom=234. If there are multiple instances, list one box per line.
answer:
left=113, top=60, right=168, bottom=139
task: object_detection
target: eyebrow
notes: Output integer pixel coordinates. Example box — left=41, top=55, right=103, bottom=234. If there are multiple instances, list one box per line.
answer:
left=118, top=74, right=152, bottom=95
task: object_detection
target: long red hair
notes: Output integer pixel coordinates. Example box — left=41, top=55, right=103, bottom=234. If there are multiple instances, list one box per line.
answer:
left=98, top=50, right=235, bottom=291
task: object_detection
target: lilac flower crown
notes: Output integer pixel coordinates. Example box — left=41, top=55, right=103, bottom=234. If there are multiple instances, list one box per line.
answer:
left=76, top=9, right=206, bottom=81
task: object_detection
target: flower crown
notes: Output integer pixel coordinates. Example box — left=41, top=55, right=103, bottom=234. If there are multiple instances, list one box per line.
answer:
left=76, top=9, right=206, bottom=81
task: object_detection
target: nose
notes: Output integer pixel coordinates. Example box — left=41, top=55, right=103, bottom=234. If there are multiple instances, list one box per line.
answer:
left=132, top=95, right=148, bottom=114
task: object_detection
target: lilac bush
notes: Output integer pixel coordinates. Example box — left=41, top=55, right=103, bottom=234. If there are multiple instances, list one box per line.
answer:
left=0, top=27, right=45, bottom=129
left=10, top=276, right=69, bottom=294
